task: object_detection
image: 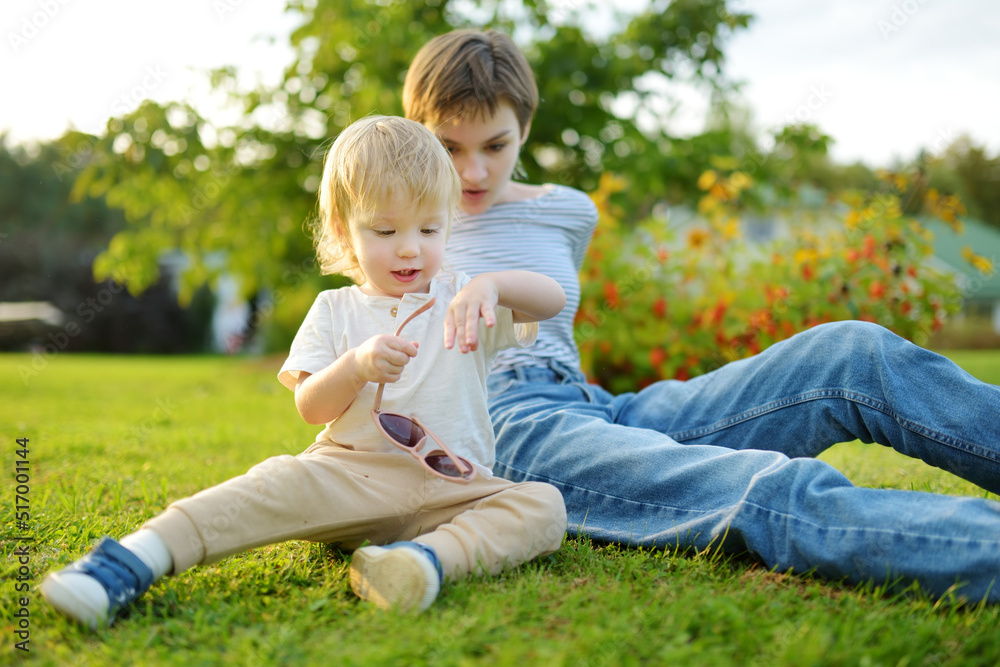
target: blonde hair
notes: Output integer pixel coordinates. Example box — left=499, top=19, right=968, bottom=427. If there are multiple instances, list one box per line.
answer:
left=314, top=115, right=462, bottom=283
left=403, top=29, right=538, bottom=133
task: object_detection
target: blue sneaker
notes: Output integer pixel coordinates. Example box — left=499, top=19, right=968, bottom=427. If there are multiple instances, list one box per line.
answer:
left=40, top=537, right=154, bottom=629
left=349, top=541, right=443, bottom=612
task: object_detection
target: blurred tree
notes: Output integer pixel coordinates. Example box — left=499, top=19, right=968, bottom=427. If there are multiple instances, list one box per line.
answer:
left=925, top=135, right=1000, bottom=228
left=0, top=134, right=213, bottom=352
left=73, top=0, right=753, bottom=303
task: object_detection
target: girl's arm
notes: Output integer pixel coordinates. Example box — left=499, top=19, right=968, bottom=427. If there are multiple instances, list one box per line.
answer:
left=445, top=270, right=566, bottom=353
left=294, top=334, right=419, bottom=424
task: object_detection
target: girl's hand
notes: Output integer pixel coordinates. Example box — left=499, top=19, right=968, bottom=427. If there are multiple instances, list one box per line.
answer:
left=354, top=334, right=419, bottom=383
left=445, top=276, right=499, bottom=353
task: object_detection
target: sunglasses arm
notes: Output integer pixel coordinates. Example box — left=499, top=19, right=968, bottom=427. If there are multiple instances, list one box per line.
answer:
left=372, top=382, right=387, bottom=413
left=371, top=297, right=436, bottom=414
left=417, top=420, right=477, bottom=478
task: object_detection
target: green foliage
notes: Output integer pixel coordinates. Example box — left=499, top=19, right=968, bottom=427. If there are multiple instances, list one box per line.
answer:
left=575, top=170, right=987, bottom=393
left=71, top=101, right=319, bottom=305
left=70, top=0, right=752, bottom=309
left=923, top=135, right=1000, bottom=229
left=4, top=353, right=1000, bottom=665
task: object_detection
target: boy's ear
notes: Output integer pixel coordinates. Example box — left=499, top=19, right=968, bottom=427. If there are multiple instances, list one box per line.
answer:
left=331, top=214, right=352, bottom=247
left=519, top=120, right=532, bottom=146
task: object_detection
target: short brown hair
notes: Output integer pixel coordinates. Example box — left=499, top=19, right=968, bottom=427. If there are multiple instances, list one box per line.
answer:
left=403, top=29, right=538, bottom=132
left=314, top=115, right=461, bottom=283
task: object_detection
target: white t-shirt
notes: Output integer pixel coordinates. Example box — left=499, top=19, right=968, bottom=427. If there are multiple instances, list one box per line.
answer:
left=278, top=271, right=536, bottom=474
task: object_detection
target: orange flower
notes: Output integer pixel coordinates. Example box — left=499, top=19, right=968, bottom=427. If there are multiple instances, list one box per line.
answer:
left=687, top=227, right=710, bottom=250
left=868, top=281, right=885, bottom=299
left=649, top=347, right=667, bottom=368
left=863, top=234, right=876, bottom=259
left=749, top=309, right=772, bottom=330
left=765, top=285, right=789, bottom=305
left=603, top=281, right=619, bottom=308
left=801, top=263, right=814, bottom=281
left=710, top=182, right=732, bottom=202
left=656, top=246, right=670, bottom=263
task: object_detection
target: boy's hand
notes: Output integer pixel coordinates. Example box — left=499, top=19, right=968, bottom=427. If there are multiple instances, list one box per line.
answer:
left=354, top=335, right=419, bottom=383
left=445, top=276, right=499, bottom=353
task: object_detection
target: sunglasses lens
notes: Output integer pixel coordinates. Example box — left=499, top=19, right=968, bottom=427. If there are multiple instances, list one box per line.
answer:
left=379, top=414, right=425, bottom=447
left=425, top=453, right=469, bottom=479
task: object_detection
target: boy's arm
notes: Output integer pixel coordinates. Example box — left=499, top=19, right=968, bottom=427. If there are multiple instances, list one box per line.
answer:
left=445, top=270, right=566, bottom=353
left=294, top=335, right=419, bottom=424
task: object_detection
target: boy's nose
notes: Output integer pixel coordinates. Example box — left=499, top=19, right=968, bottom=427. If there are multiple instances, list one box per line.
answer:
left=396, top=234, right=420, bottom=257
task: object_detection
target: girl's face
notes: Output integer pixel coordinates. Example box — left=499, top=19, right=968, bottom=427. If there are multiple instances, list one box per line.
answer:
left=349, top=194, right=449, bottom=298
left=431, top=100, right=530, bottom=216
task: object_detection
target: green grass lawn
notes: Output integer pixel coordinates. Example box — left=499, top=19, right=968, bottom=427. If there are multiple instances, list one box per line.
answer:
left=4, top=351, right=1000, bottom=665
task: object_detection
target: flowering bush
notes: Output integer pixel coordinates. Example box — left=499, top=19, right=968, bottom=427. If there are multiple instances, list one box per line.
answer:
left=574, top=170, right=989, bottom=393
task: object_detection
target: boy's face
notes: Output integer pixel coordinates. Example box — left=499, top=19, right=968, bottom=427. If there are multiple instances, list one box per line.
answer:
left=349, top=193, right=449, bottom=298
left=431, top=100, right=530, bottom=216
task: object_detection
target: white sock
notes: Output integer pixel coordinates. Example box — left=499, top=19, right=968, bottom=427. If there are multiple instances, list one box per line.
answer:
left=120, top=529, right=173, bottom=580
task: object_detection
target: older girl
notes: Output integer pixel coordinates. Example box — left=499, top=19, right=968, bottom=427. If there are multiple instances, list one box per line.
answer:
left=404, top=28, right=1000, bottom=602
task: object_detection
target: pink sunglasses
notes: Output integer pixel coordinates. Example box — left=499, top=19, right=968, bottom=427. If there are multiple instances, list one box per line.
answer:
left=370, top=298, right=477, bottom=483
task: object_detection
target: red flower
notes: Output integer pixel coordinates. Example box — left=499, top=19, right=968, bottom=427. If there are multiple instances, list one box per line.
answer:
left=652, top=297, right=667, bottom=319
left=801, top=263, right=815, bottom=281
left=863, top=234, right=877, bottom=259
left=711, top=300, right=727, bottom=325
left=649, top=347, right=667, bottom=368
left=868, top=281, right=885, bottom=299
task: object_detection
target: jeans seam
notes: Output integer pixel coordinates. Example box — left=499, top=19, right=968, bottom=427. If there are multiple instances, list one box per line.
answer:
left=741, top=499, right=998, bottom=545
left=496, top=460, right=704, bottom=516
left=670, top=388, right=996, bottom=463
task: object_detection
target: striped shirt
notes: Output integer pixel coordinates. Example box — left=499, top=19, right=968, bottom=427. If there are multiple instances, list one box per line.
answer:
left=445, top=184, right=598, bottom=373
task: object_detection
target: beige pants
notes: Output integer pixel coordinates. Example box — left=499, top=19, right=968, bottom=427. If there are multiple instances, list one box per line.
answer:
left=143, top=442, right=567, bottom=581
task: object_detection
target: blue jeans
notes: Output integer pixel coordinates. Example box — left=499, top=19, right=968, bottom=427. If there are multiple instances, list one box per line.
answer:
left=487, top=321, right=1000, bottom=601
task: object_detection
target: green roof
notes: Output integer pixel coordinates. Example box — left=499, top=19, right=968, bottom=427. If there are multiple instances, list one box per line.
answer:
left=922, top=216, right=1000, bottom=301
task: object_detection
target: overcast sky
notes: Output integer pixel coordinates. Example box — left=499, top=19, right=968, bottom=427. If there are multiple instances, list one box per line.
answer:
left=2, top=0, right=998, bottom=167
